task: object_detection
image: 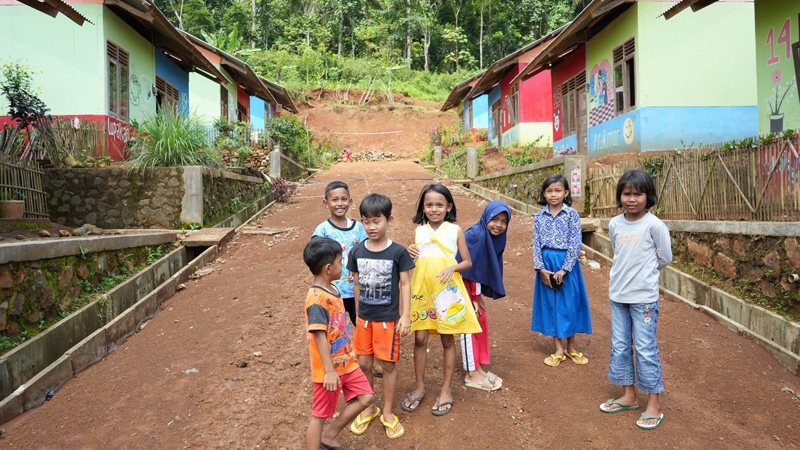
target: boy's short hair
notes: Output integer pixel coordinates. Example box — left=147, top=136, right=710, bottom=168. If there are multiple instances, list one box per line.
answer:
left=616, top=169, right=659, bottom=209
left=359, top=193, right=392, bottom=219
left=324, top=181, right=350, bottom=198
left=303, top=237, right=343, bottom=275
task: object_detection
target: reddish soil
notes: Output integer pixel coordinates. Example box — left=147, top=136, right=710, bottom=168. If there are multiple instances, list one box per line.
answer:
left=300, top=89, right=456, bottom=158
left=2, top=160, right=799, bottom=449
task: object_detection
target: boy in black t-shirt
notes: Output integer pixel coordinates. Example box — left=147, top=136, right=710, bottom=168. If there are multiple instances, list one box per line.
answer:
left=347, top=193, right=415, bottom=440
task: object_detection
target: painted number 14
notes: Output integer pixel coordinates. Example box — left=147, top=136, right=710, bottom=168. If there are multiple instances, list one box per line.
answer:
left=766, top=18, right=791, bottom=65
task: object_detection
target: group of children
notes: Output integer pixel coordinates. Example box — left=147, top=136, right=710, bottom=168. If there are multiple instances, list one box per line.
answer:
left=304, top=169, right=672, bottom=449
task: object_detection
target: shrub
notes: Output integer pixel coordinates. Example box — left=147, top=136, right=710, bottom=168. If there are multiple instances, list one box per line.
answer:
left=127, top=108, right=219, bottom=169
left=270, top=176, right=297, bottom=202
left=267, top=116, right=336, bottom=168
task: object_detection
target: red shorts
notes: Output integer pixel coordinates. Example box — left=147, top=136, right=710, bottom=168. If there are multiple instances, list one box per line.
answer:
left=353, top=317, right=401, bottom=363
left=312, top=368, right=373, bottom=419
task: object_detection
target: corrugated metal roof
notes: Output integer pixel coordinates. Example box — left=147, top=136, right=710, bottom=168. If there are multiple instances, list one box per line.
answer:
left=440, top=72, right=484, bottom=112
left=13, top=0, right=92, bottom=25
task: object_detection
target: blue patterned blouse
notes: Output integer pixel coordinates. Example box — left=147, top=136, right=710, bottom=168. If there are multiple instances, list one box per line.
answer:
left=533, top=204, right=582, bottom=272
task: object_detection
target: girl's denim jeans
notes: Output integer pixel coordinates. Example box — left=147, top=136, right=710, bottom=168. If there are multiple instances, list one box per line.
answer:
left=607, top=300, right=664, bottom=394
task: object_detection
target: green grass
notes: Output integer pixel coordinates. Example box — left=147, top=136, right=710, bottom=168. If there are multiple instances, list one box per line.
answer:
left=127, top=108, right=220, bottom=169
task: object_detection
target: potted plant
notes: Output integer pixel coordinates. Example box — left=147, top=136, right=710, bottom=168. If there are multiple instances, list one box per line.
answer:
left=0, top=190, right=25, bottom=219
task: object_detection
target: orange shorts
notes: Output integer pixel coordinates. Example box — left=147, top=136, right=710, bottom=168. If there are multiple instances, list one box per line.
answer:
left=353, top=317, right=401, bottom=363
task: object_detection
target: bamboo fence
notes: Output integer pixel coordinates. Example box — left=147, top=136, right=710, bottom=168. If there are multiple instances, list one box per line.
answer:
left=0, top=161, right=48, bottom=218
left=587, top=135, right=800, bottom=221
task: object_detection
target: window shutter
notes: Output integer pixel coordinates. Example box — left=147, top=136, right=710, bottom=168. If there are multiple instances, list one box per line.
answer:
left=624, top=38, right=635, bottom=56
left=613, top=45, right=624, bottom=63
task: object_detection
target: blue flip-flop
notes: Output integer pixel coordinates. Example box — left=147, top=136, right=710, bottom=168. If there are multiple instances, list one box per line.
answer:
left=599, top=398, right=640, bottom=413
left=636, top=412, right=665, bottom=430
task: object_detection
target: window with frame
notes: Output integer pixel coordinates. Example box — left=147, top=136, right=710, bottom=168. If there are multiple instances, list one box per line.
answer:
left=107, top=41, right=129, bottom=121
left=559, top=71, right=586, bottom=137
left=155, top=76, right=180, bottom=114
left=220, top=86, right=229, bottom=120
left=613, top=38, right=636, bottom=114
left=510, top=83, right=520, bottom=126
left=237, top=102, right=247, bottom=122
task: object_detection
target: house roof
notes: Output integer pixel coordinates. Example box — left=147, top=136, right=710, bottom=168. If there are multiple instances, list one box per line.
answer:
left=440, top=71, right=485, bottom=112
left=660, top=0, right=720, bottom=20
left=511, top=0, right=636, bottom=85
left=14, top=0, right=92, bottom=25
left=260, top=77, right=298, bottom=114
left=465, top=25, right=565, bottom=99
left=103, top=0, right=227, bottom=84
left=182, top=33, right=278, bottom=106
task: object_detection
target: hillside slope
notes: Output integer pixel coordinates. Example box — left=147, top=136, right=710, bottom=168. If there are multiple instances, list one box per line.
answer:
left=299, top=88, right=456, bottom=158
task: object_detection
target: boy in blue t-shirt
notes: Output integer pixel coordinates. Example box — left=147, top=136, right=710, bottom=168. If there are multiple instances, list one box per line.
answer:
left=313, top=181, right=368, bottom=326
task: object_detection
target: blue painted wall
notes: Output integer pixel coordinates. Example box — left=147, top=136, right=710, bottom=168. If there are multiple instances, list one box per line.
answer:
left=487, top=86, right=501, bottom=144
left=586, top=106, right=758, bottom=159
left=154, top=51, right=189, bottom=115
left=250, top=96, right=266, bottom=129
left=554, top=134, right=579, bottom=156
left=473, top=94, right=488, bottom=129
left=638, top=106, right=758, bottom=150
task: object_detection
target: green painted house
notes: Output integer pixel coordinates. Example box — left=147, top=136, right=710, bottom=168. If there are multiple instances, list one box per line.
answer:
left=515, top=0, right=758, bottom=159
left=666, top=0, right=800, bottom=136
left=0, top=0, right=226, bottom=159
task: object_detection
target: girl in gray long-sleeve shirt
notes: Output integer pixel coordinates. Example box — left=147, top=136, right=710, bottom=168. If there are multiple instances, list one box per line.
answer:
left=599, top=170, right=672, bottom=431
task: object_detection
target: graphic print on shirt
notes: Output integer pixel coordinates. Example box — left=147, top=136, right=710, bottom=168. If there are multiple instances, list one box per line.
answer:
left=356, top=258, right=393, bottom=305
left=432, top=283, right=467, bottom=324
left=328, top=309, right=354, bottom=367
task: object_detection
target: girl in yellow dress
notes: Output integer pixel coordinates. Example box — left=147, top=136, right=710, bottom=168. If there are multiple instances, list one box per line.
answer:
left=401, top=184, right=481, bottom=417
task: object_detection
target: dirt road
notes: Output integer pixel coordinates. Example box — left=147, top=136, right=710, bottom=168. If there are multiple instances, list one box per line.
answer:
left=3, top=160, right=799, bottom=449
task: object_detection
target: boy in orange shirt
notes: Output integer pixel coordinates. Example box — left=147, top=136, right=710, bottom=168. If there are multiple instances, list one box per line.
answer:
left=304, top=237, right=374, bottom=450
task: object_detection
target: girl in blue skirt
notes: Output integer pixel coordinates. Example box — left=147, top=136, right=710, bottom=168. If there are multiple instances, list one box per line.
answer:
left=531, top=174, right=592, bottom=367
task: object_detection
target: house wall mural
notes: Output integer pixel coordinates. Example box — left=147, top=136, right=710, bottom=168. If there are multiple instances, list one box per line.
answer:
left=755, top=0, right=800, bottom=135
left=585, top=5, right=640, bottom=159
left=581, top=1, right=757, bottom=159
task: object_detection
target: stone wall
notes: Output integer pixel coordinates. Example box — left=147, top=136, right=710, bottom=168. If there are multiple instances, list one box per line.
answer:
left=0, top=244, right=167, bottom=339
left=203, top=172, right=266, bottom=227
left=470, top=155, right=586, bottom=213
left=44, top=167, right=266, bottom=229
left=673, top=232, right=800, bottom=311
left=44, top=168, right=184, bottom=229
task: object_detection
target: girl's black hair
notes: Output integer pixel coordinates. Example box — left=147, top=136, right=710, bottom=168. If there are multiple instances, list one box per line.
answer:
left=538, top=174, right=572, bottom=207
left=413, top=184, right=457, bottom=224
left=616, top=169, right=658, bottom=209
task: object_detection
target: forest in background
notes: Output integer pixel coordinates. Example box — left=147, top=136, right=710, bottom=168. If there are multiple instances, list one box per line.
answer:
left=154, top=0, right=586, bottom=100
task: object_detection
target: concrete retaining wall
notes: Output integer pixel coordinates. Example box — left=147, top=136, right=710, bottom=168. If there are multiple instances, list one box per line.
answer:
left=0, top=243, right=220, bottom=424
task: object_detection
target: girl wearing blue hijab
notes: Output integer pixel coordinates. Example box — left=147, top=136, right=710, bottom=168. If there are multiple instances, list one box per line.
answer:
left=459, top=200, right=511, bottom=391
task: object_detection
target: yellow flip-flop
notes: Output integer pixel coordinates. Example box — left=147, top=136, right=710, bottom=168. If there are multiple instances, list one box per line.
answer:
left=566, top=351, right=589, bottom=365
left=544, top=354, right=567, bottom=367
left=349, top=406, right=380, bottom=436
left=379, top=413, right=404, bottom=439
